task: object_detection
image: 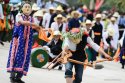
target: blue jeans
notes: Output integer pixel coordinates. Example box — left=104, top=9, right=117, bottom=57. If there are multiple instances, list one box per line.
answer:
left=65, top=62, right=84, bottom=83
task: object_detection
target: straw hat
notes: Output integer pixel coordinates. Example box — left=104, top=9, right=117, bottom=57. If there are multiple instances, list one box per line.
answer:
left=56, top=5, right=63, bottom=12
left=54, top=14, right=65, bottom=22
left=107, top=28, right=115, bottom=36
left=110, top=17, right=116, bottom=21
left=49, top=7, right=55, bottom=10
left=71, top=11, right=82, bottom=18
left=85, top=20, right=92, bottom=24
left=33, top=10, right=43, bottom=17
left=53, top=31, right=61, bottom=36
left=32, top=3, right=40, bottom=11
left=113, top=12, right=119, bottom=18
left=95, top=14, right=102, bottom=18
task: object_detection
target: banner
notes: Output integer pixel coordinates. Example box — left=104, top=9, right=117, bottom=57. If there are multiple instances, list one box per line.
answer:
left=95, top=0, right=104, bottom=11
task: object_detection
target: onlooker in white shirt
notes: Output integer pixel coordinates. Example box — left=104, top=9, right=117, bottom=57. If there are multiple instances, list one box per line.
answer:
left=42, top=7, right=55, bottom=29
left=51, top=14, right=66, bottom=33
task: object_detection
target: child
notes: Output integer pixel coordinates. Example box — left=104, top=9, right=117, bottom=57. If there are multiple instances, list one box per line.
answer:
left=7, top=2, right=41, bottom=83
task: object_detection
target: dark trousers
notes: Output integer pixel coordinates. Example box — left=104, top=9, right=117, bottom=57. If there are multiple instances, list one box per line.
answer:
left=65, top=62, right=84, bottom=83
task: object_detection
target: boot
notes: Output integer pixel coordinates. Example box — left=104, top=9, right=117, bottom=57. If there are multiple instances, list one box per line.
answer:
left=66, top=78, right=73, bottom=83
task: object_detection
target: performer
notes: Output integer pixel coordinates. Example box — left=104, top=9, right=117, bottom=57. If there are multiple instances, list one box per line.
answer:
left=7, top=2, right=42, bottom=83
left=62, top=28, right=112, bottom=83
left=119, top=29, right=125, bottom=69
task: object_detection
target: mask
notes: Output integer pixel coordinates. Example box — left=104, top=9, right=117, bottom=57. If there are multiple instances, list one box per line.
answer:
left=22, top=3, right=32, bottom=16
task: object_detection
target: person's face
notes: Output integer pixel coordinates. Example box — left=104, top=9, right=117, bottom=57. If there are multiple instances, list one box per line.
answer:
left=50, top=9, right=54, bottom=14
left=22, top=3, right=32, bottom=16
left=74, top=13, right=79, bottom=18
left=57, top=17, right=63, bottom=23
left=111, top=21, right=115, bottom=24
left=86, top=24, right=91, bottom=30
left=96, top=18, right=101, bottom=22
left=54, top=35, right=60, bottom=40
left=56, top=10, right=62, bottom=14
left=37, top=16, right=43, bottom=21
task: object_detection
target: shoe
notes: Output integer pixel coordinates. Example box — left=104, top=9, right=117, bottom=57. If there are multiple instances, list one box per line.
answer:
left=122, top=66, right=124, bottom=69
left=15, top=78, right=25, bottom=83
left=10, top=77, right=16, bottom=83
left=0, top=41, right=4, bottom=46
left=58, top=65, right=63, bottom=70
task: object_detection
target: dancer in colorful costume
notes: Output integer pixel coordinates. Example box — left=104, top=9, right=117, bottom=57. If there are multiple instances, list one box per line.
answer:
left=62, top=28, right=112, bottom=83
left=7, top=2, right=42, bottom=83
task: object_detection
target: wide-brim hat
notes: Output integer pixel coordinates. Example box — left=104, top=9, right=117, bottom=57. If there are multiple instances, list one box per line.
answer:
left=56, top=5, right=64, bottom=12
left=54, top=14, right=65, bottom=22
left=102, top=14, right=107, bottom=19
left=49, top=7, right=55, bottom=10
left=71, top=11, right=82, bottom=18
left=113, top=12, right=119, bottom=18
left=32, top=3, right=40, bottom=11
left=85, top=19, right=92, bottom=24
left=95, top=14, right=102, bottom=19
left=33, top=10, right=43, bottom=17
left=53, top=31, right=62, bottom=36
left=110, top=17, right=116, bottom=21
left=107, top=28, right=115, bottom=36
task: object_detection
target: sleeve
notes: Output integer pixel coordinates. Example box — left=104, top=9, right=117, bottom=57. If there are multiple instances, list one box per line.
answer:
left=103, top=32, right=109, bottom=47
left=16, top=14, right=23, bottom=23
left=51, top=22, right=55, bottom=31
left=68, top=20, right=72, bottom=30
left=87, top=37, right=100, bottom=52
left=42, top=14, right=47, bottom=27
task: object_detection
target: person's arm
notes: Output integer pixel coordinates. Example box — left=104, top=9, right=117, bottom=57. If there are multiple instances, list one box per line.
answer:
left=87, top=37, right=112, bottom=60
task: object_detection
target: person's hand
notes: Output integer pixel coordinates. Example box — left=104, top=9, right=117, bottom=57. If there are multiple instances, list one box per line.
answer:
left=104, top=54, right=113, bottom=61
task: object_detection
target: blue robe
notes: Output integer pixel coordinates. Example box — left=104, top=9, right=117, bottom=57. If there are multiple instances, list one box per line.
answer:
left=7, top=15, right=34, bottom=75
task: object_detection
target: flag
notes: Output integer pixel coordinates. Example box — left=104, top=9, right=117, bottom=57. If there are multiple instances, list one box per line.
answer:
left=95, top=0, right=104, bottom=11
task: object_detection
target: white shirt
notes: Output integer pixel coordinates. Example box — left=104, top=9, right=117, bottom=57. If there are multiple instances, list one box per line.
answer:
left=107, top=23, right=119, bottom=49
left=51, top=22, right=66, bottom=33
left=45, top=1, right=58, bottom=9
left=42, top=13, right=51, bottom=29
